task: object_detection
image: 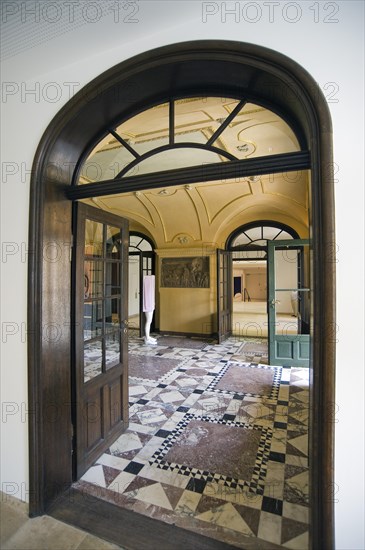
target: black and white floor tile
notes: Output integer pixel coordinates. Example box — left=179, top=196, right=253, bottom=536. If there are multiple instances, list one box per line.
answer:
left=75, top=334, right=310, bottom=549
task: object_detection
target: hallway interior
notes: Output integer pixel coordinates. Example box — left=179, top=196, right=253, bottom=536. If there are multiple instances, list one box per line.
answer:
left=75, top=334, right=309, bottom=549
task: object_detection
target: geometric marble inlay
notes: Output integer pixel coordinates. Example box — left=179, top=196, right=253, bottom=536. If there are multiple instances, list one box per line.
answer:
left=129, top=355, right=181, bottom=380
left=207, top=362, right=282, bottom=400
left=150, top=414, right=273, bottom=495
left=164, top=419, right=261, bottom=480
left=75, top=334, right=310, bottom=549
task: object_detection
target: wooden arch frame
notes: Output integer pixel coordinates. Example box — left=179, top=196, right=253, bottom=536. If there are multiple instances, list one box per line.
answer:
left=28, top=41, right=335, bottom=548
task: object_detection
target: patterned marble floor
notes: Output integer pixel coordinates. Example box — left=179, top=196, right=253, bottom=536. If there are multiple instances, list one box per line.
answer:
left=75, top=334, right=309, bottom=549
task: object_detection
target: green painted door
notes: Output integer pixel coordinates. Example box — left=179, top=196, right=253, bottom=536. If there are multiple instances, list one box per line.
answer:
left=268, top=239, right=310, bottom=367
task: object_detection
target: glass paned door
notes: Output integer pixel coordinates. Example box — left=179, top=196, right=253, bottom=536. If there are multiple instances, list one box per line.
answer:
left=268, top=239, right=310, bottom=366
left=75, top=203, right=129, bottom=478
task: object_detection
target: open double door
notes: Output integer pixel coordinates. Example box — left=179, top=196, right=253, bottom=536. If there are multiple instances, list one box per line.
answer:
left=217, top=239, right=310, bottom=366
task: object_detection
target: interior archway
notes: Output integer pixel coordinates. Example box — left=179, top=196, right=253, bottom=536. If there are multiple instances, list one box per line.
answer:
left=28, top=41, right=335, bottom=548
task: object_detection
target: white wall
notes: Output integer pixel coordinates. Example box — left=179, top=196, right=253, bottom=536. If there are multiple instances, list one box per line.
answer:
left=1, top=2, right=363, bottom=548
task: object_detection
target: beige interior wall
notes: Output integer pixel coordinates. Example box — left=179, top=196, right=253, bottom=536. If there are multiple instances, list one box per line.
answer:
left=246, top=272, right=267, bottom=301
left=275, top=251, right=297, bottom=313
left=233, top=264, right=267, bottom=302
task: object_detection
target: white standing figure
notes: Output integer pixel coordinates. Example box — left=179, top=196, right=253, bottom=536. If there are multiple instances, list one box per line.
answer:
left=143, top=275, right=157, bottom=345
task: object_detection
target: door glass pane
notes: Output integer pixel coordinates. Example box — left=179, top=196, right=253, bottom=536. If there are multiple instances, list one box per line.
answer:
left=84, top=301, right=103, bottom=340
left=123, top=148, right=225, bottom=177
left=105, top=298, right=120, bottom=331
left=232, top=232, right=251, bottom=247
left=272, top=240, right=310, bottom=338
left=106, top=226, right=122, bottom=259
left=85, top=220, right=103, bottom=257
left=116, top=101, right=170, bottom=155
left=78, top=136, right=136, bottom=183
left=263, top=227, right=281, bottom=241
left=174, top=98, right=238, bottom=141
left=246, top=227, right=263, bottom=242
left=84, top=339, right=102, bottom=382
left=274, top=289, right=310, bottom=336
left=275, top=248, right=298, bottom=289
left=105, top=332, right=120, bottom=370
left=84, top=260, right=103, bottom=299
left=105, top=262, right=120, bottom=296
left=274, top=290, right=299, bottom=336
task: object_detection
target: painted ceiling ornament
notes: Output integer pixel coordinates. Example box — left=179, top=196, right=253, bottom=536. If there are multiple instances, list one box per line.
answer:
left=236, top=142, right=256, bottom=155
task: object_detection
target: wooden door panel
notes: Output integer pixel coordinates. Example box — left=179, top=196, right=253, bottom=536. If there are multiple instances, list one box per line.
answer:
left=85, top=391, right=103, bottom=450
left=109, top=378, right=123, bottom=427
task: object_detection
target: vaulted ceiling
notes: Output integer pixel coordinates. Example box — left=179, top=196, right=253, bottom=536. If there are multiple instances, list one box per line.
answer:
left=80, top=97, right=309, bottom=248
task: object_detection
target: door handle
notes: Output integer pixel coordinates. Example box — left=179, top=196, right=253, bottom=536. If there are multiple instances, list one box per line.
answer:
left=270, top=299, right=280, bottom=306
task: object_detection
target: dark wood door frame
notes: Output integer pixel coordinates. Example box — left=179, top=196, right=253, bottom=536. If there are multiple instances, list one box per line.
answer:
left=28, top=41, right=335, bottom=548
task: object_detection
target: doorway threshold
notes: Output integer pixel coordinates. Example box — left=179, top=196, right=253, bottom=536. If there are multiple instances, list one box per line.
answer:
left=48, top=486, right=250, bottom=550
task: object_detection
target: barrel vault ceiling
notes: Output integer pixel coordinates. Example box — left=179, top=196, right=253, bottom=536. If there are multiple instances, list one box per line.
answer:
left=80, top=97, right=309, bottom=248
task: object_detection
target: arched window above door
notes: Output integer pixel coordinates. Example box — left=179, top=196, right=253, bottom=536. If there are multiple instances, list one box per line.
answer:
left=77, top=97, right=301, bottom=185
left=129, top=232, right=154, bottom=253
left=227, top=221, right=299, bottom=259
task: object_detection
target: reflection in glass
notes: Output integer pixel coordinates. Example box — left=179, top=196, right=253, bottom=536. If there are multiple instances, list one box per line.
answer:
left=174, top=97, right=243, bottom=144
left=105, top=332, right=120, bottom=371
left=83, top=301, right=103, bottom=340
left=129, top=235, right=152, bottom=252
left=78, top=98, right=300, bottom=185
left=105, top=262, right=120, bottom=296
left=245, top=226, right=263, bottom=242
left=174, top=131, right=207, bottom=145
left=84, top=260, right=103, bottom=299
left=79, top=139, right=136, bottom=183
left=275, top=249, right=298, bottom=289
left=105, top=298, right=120, bottom=331
left=274, top=290, right=299, bottom=336
left=85, top=220, right=103, bottom=257
left=273, top=289, right=310, bottom=336
left=263, top=227, right=292, bottom=241
left=84, top=340, right=102, bottom=382
left=106, top=226, right=121, bottom=258
left=116, top=102, right=170, bottom=155
left=123, top=147, right=226, bottom=177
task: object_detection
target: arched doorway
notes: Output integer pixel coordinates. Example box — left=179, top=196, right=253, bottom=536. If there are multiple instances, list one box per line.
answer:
left=28, top=41, right=335, bottom=548
left=128, top=233, right=156, bottom=336
left=227, top=221, right=299, bottom=338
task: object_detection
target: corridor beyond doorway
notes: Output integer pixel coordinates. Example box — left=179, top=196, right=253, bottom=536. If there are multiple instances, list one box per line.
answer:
left=75, top=335, right=309, bottom=549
